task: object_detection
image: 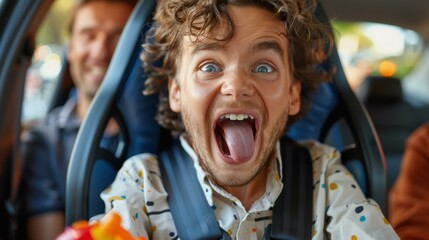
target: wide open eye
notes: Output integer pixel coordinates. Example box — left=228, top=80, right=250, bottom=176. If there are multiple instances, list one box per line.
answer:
left=253, top=63, right=274, bottom=73
left=200, top=62, right=222, bottom=73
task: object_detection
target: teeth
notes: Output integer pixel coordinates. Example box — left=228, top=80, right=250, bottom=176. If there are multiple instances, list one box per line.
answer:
left=89, top=67, right=107, bottom=76
left=221, top=114, right=254, bottom=121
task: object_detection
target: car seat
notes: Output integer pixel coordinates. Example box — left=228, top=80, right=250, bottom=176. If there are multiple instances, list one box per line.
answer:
left=65, top=0, right=388, bottom=225
left=47, top=46, right=75, bottom=112
left=357, top=75, right=429, bottom=190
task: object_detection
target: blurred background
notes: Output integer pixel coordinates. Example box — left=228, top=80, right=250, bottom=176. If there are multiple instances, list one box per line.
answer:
left=22, top=0, right=71, bottom=122
left=24, top=1, right=429, bottom=191
left=23, top=1, right=429, bottom=122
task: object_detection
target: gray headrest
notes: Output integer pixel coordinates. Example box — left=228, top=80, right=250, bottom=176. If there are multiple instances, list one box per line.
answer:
left=357, top=76, right=403, bottom=103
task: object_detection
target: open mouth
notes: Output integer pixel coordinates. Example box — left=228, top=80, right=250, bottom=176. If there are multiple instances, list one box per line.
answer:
left=215, top=113, right=257, bottom=164
left=86, top=66, right=108, bottom=82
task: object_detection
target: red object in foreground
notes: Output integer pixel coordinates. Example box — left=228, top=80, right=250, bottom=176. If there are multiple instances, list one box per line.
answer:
left=56, top=212, right=146, bottom=240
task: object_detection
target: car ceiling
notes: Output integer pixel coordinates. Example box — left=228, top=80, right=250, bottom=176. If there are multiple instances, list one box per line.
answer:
left=322, top=0, right=429, bottom=41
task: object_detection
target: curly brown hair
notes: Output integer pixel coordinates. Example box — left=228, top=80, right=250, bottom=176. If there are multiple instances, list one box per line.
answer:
left=141, top=0, right=334, bottom=135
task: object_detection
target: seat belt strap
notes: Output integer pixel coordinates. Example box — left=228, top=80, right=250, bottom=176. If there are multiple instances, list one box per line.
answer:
left=270, top=138, right=313, bottom=240
left=159, top=138, right=313, bottom=240
left=159, top=142, right=225, bottom=240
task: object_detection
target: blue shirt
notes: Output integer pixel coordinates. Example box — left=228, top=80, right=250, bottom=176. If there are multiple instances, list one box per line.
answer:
left=22, top=97, right=118, bottom=216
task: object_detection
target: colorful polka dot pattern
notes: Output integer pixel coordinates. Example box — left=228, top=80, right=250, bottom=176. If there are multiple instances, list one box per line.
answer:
left=100, top=139, right=399, bottom=239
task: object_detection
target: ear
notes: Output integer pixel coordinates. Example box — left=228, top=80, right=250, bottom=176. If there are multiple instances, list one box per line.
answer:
left=169, top=78, right=181, bottom=112
left=288, top=80, right=301, bottom=115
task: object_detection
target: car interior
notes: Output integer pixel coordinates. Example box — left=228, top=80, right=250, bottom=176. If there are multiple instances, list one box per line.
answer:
left=0, top=1, right=55, bottom=238
left=1, top=0, right=429, bottom=239
left=324, top=0, right=429, bottom=194
left=64, top=0, right=387, bottom=225
left=357, top=76, right=429, bottom=190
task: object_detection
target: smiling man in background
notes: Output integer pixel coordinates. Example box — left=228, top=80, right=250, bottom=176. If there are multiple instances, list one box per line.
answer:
left=21, top=0, right=136, bottom=239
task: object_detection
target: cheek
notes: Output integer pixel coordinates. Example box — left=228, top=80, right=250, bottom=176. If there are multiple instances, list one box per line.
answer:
left=67, top=51, right=82, bottom=81
left=189, top=84, right=215, bottom=101
left=67, top=47, right=77, bottom=65
left=258, top=82, right=291, bottom=119
left=68, top=49, right=85, bottom=68
left=184, top=80, right=220, bottom=113
left=258, top=80, right=289, bottom=104
left=175, top=60, right=218, bottom=111
left=266, top=86, right=287, bottom=101
left=70, top=39, right=90, bottom=60
left=189, top=78, right=219, bottom=99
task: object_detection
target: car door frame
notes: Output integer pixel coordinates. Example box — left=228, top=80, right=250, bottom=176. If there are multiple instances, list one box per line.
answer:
left=0, top=0, right=54, bottom=239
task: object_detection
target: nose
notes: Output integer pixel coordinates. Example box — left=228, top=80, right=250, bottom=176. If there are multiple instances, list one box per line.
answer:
left=220, top=68, right=255, bottom=99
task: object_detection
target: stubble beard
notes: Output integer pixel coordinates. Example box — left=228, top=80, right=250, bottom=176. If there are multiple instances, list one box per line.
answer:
left=181, top=104, right=289, bottom=188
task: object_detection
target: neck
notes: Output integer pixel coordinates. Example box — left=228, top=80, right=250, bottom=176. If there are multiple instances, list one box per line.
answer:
left=75, top=94, right=92, bottom=120
left=223, top=162, right=270, bottom=211
left=76, top=93, right=119, bottom=136
left=105, top=118, right=119, bottom=135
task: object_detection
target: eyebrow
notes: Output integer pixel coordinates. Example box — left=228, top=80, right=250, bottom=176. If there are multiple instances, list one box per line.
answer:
left=252, top=40, right=285, bottom=58
left=192, top=41, right=225, bottom=55
left=191, top=39, right=285, bottom=57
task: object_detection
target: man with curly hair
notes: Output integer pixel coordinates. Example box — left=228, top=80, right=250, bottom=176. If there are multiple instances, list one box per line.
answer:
left=100, top=0, right=399, bottom=238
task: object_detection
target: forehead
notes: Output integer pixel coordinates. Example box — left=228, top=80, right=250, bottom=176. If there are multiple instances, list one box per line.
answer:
left=184, top=5, right=287, bottom=52
left=230, top=5, right=283, bottom=32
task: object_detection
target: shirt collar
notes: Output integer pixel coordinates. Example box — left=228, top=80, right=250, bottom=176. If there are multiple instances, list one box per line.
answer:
left=57, top=96, right=81, bottom=130
left=179, top=134, right=284, bottom=212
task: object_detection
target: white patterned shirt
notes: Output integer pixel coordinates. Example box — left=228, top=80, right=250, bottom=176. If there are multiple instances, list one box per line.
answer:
left=99, top=136, right=399, bottom=239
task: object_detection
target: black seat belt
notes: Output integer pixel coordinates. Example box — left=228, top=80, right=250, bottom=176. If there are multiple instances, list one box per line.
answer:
left=159, top=143, right=229, bottom=240
left=159, top=137, right=313, bottom=240
left=268, top=138, right=313, bottom=240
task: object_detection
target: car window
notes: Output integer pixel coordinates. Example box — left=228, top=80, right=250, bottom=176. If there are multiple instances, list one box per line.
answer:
left=21, top=0, right=72, bottom=123
left=334, top=21, right=429, bottom=191
left=333, top=21, right=425, bottom=93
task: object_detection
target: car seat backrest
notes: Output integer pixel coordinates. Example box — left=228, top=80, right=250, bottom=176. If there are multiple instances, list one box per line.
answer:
left=287, top=2, right=387, bottom=210
left=47, top=46, right=75, bottom=113
left=65, top=0, right=159, bottom=224
left=357, top=75, right=429, bottom=190
left=65, top=0, right=388, bottom=225
left=358, top=76, right=403, bottom=103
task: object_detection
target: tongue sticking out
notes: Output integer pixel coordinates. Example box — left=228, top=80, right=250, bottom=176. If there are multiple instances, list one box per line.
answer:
left=220, top=120, right=255, bottom=163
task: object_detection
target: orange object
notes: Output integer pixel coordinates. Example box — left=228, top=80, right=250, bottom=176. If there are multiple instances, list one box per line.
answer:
left=56, top=212, right=146, bottom=240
